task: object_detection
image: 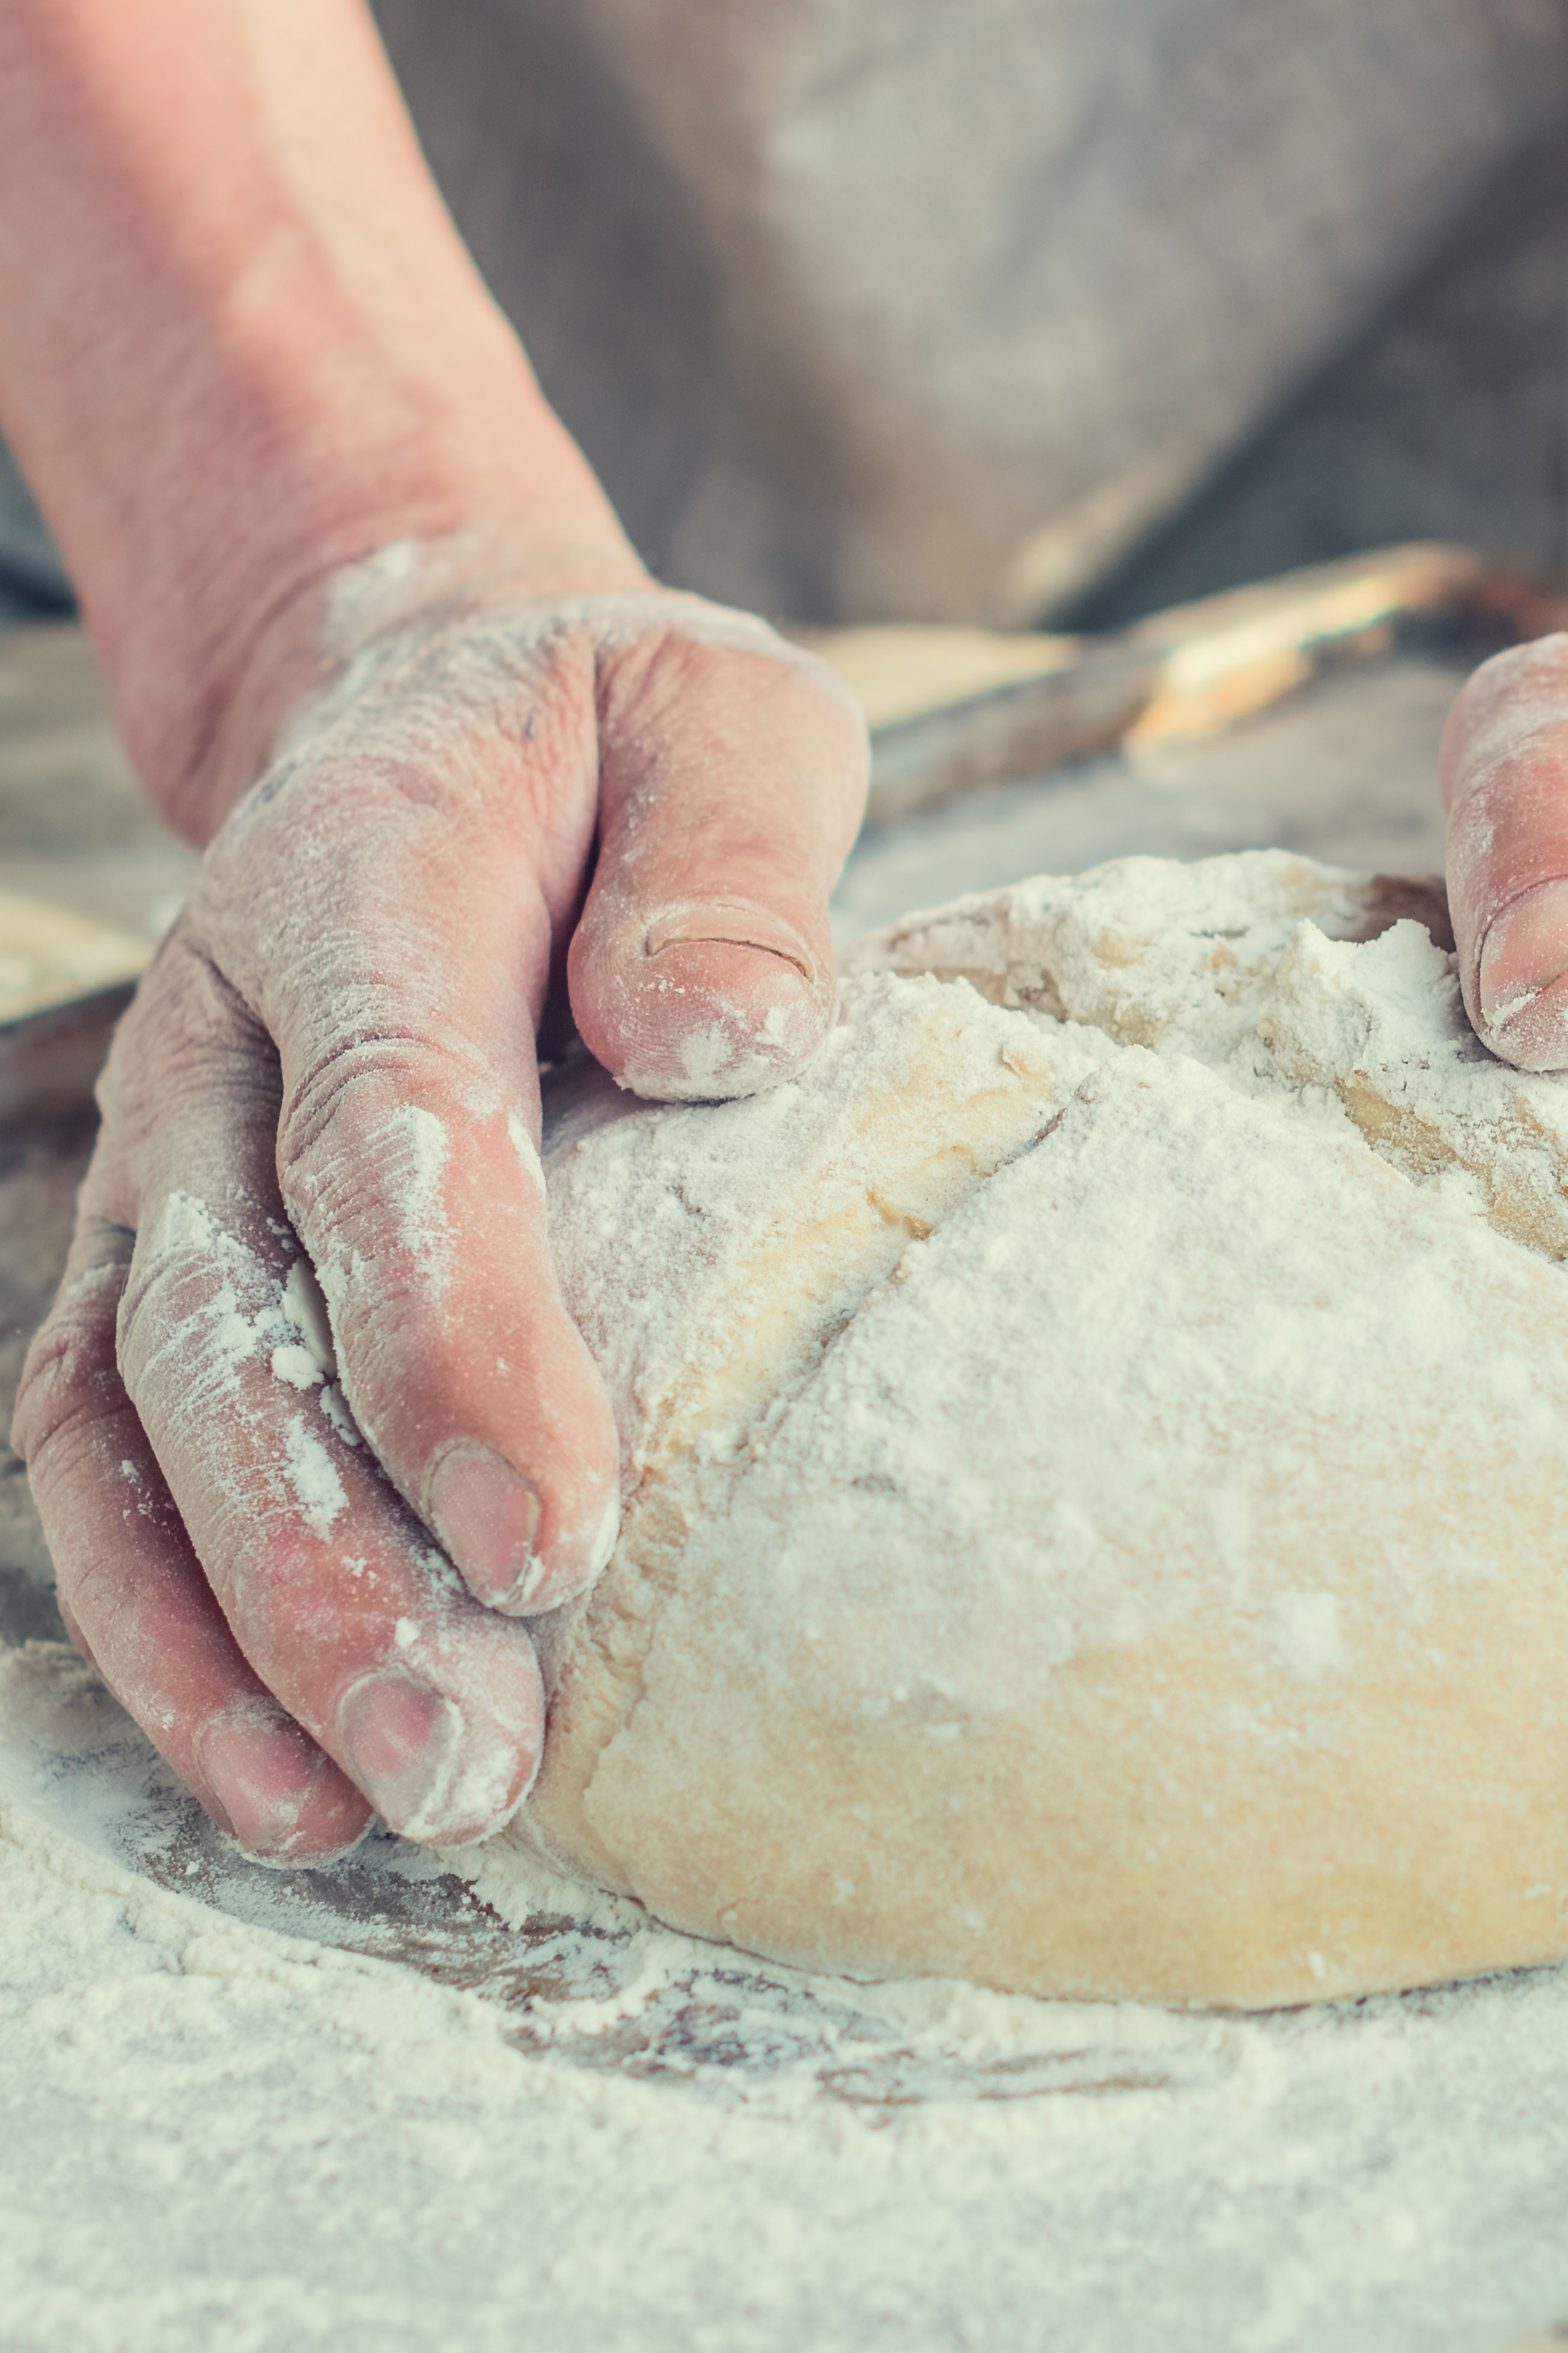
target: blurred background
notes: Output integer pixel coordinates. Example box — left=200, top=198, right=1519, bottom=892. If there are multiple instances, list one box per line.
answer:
left=3, top=1, right=1567, bottom=637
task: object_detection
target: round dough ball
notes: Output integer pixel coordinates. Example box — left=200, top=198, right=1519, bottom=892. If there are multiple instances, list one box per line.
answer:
left=515, top=851, right=1568, bottom=2009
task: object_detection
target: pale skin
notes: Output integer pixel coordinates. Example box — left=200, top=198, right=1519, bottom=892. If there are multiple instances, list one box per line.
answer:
left=1, top=0, right=1561, bottom=1862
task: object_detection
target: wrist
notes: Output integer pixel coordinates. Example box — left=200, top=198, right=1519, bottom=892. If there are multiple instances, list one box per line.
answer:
left=97, top=373, right=649, bottom=843
left=0, top=0, right=651, bottom=841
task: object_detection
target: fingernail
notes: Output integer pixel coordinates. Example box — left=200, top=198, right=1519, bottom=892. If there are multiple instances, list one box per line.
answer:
left=427, top=1440, right=542, bottom=1612
left=338, top=1669, right=464, bottom=1840
left=195, top=1707, right=331, bottom=1857
left=645, top=902, right=819, bottom=985
left=1478, top=878, right=1568, bottom=1068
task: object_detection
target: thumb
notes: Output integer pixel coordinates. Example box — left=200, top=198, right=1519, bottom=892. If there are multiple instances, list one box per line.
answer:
left=567, top=628, right=868, bottom=1101
left=1444, top=634, right=1568, bottom=1071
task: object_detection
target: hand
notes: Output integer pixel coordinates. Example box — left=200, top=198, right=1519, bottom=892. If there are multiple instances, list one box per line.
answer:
left=1444, top=634, right=1568, bottom=1072
left=13, top=547, right=867, bottom=1859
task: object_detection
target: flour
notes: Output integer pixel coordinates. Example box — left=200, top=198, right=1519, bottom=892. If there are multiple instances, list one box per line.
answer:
left=1274, top=1590, right=1345, bottom=1678
left=13, top=1633, right=1568, bottom=2353
left=118, top=1182, right=371, bottom=1558
left=269, top=1341, right=325, bottom=1392
left=279, top=1253, right=338, bottom=1375
left=370, top=1101, right=454, bottom=1295
left=281, top=1412, right=348, bottom=1536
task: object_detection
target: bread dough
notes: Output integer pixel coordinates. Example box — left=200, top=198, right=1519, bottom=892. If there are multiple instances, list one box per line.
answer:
left=517, top=851, right=1568, bottom=2009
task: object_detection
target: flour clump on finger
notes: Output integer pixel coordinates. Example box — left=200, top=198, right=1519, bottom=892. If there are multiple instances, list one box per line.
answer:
left=498, top=850, right=1568, bottom=2009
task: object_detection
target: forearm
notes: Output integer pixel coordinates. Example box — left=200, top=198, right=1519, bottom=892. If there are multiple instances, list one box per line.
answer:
left=0, top=0, right=643, bottom=839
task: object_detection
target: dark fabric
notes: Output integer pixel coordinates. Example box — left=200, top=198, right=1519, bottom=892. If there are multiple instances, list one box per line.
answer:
left=375, top=0, right=1568, bottom=623
left=0, top=444, right=72, bottom=619
left=6, top=3, right=1567, bottom=631
left=1079, top=130, right=1568, bottom=624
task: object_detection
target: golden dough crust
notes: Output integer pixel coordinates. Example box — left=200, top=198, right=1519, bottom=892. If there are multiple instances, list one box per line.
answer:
left=517, top=852, right=1568, bottom=2008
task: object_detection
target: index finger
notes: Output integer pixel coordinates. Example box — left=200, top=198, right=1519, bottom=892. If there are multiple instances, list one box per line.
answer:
left=1444, top=634, right=1568, bottom=1070
left=568, top=629, right=868, bottom=1102
left=210, top=756, right=621, bottom=1619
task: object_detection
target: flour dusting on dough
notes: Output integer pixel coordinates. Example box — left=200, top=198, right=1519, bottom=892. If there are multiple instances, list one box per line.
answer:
left=513, top=851, right=1568, bottom=2009
left=282, top=1412, right=348, bottom=1535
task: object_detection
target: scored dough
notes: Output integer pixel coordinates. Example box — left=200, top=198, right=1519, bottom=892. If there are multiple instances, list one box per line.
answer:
left=513, top=851, right=1568, bottom=2009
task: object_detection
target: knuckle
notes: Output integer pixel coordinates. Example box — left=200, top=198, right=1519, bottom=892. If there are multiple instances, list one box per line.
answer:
left=276, top=1027, right=494, bottom=1205
left=59, top=1548, right=126, bottom=1642
left=96, top=937, right=274, bottom=1142
left=114, top=1194, right=284, bottom=1415
left=13, top=1277, right=128, bottom=1469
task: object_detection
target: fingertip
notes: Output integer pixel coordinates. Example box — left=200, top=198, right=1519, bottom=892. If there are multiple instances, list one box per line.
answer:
left=1475, top=878, right=1568, bottom=1069
left=427, top=1440, right=542, bottom=1610
left=423, top=1400, right=620, bottom=1619
left=572, top=904, right=838, bottom=1103
left=644, top=901, right=822, bottom=978
left=512, top=1478, right=620, bottom=1615
left=335, top=1664, right=542, bottom=1846
left=484, top=1464, right=620, bottom=1618
left=194, top=1701, right=372, bottom=1864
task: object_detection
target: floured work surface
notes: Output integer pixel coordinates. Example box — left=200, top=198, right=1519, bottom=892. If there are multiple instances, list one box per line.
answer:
left=13, top=1621, right=1568, bottom=2353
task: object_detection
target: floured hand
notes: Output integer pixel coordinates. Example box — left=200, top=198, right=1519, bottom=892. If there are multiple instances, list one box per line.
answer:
left=12, top=543, right=867, bottom=1860
left=1445, top=633, right=1568, bottom=1073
